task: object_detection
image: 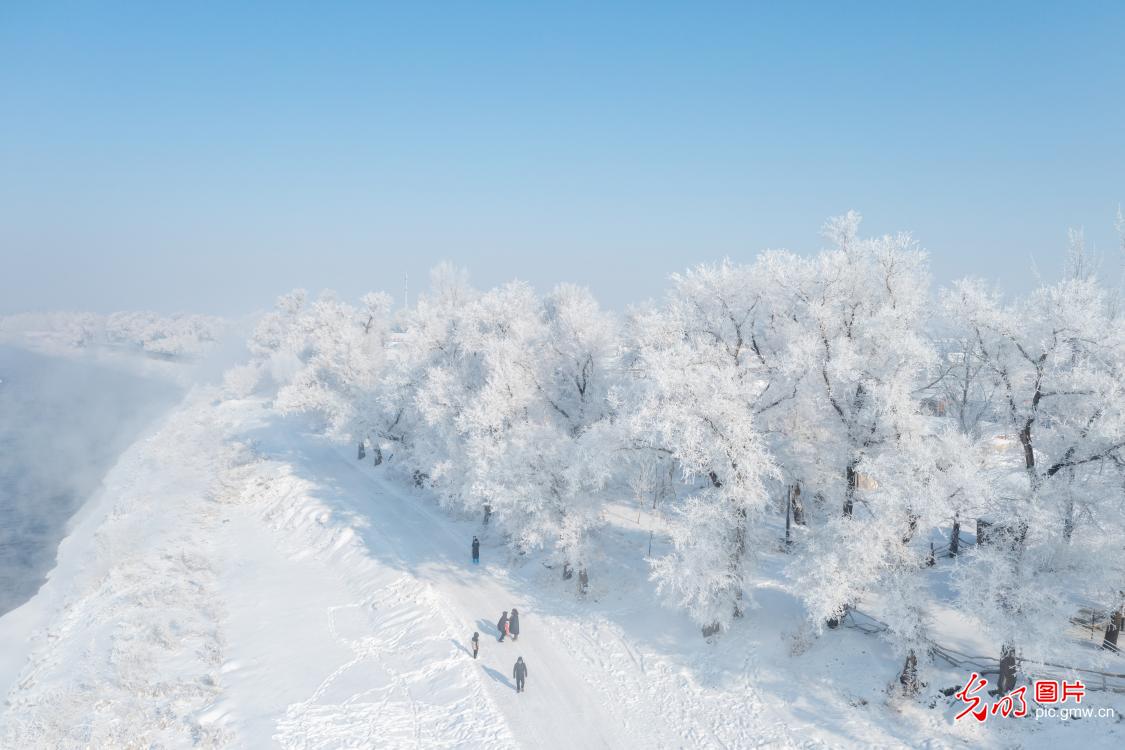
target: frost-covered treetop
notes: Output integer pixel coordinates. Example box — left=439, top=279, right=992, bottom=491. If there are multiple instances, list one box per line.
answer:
left=0, top=310, right=225, bottom=358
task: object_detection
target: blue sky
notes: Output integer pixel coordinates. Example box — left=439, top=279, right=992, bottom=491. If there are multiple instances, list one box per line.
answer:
left=2, top=2, right=1123, bottom=315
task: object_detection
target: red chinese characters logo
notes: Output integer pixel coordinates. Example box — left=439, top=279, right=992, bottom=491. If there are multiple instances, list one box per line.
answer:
left=991, top=686, right=1027, bottom=718
left=1033, top=679, right=1085, bottom=705
left=954, top=672, right=991, bottom=722
left=955, top=674, right=1085, bottom=722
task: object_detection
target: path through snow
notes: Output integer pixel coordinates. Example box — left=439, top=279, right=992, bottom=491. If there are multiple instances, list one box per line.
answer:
left=2, top=391, right=978, bottom=748
left=233, top=410, right=673, bottom=748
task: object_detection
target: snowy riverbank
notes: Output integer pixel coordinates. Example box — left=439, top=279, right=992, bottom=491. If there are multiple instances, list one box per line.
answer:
left=3, top=383, right=1122, bottom=747
left=0, top=345, right=182, bottom=619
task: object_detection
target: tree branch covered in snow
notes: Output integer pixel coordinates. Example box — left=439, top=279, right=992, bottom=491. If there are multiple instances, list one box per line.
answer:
left=238, top=212, right=1125, bottom=693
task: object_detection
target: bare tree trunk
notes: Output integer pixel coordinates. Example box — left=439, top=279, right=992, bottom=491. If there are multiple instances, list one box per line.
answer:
left=791, top=483, right=806, bottom=525
left=826, top=604, right=847, bottom=629
left=732, top=506, right=747, bottom=617
left=997, top=644, right=1018, bottom=694
left=949, top=517, right=961, bottom=557
left=902, top=512, right=919, bottom=544
left=785, top=489, right=792, bottom=548
left=1104, top=608, right=1124, bottom=652
left=661, top=459, right=675, bottom=510
left=899, top=650, right=919, bottom=695
left=372, top=446, right=383, bottom=466
left=843, top=462, right=858, bottom=516
left=357, top=442, right=366, bottom=460
left=1063, top=491, right=1076, bottom=543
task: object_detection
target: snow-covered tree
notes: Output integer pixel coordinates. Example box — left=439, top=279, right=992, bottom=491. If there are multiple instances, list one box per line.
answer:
left=227, top=211, right=1125, bottom=695
left=626, top=260, right=782, bottom=632
left=375, top=263, right=480, bottom=493
left=944, top=270, right=1125, bottom=684
left=380, top=269, right=620, bottom=572
left=503, top=284, right=619, bottom=572
left=250, top=288, right=392, bottom=437
left=767, top=213, right=935, bottom=517
left=0, top=310, right=223, bottom=357
left=741, top=216, right=935, bottom=658
left=850, top=425, right=993, bottom=692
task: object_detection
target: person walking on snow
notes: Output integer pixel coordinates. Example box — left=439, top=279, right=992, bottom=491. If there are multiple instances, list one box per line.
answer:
left=509, top=608, right=520, bottom=641
left=497, top=611, right=509, bottom=642
left=513, top=657, right=528, bottom=693
left=471, top=536, right=480, bottom=565
left=471, top=631, right=479, bottom=659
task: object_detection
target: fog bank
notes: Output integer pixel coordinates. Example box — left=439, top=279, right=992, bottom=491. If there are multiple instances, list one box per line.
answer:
left=0, top=345, right=182, bottom=615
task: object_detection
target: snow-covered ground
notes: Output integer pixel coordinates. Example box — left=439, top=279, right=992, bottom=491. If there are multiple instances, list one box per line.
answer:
left=2, top=366, right=1122, bottom=747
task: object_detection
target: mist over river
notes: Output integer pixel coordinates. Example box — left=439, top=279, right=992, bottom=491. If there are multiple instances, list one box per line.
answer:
left=0, top=345, right=181, bottom=616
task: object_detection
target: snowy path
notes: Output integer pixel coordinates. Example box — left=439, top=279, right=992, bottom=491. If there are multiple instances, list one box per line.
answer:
left=241, top=423, right=649, bottom=749
left=2, top=392, right=759, bottom=748
left=0, top=393, right=875, bottom=748
left=232, top=414, right=816, bottom=749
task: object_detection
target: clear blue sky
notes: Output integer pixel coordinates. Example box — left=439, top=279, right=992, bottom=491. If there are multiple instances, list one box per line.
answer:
left=2, top=2, right=1123, bottom=315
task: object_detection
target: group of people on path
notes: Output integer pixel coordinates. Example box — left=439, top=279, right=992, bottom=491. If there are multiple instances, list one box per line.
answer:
left=497, top=608, right=519, bottom=641
left=469, top=536, right=529, bottom=693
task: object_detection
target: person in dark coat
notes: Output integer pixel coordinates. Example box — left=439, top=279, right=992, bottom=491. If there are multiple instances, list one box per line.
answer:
left=509, top=608, right=520, bottom=641
left=471, top=631, right=479, bottom=659
left=471, top=536, right=480, bottom=564
left=497, top=611, right=509, bottom=642
left=513, top=656, right=528, bottom=693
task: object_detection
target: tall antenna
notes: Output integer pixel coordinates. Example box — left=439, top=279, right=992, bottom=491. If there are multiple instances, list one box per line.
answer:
left=404, top=272, right=409, bottom=310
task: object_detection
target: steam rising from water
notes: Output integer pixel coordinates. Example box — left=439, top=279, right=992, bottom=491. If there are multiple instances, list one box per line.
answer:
left=0, top=346, right=181, bottom=616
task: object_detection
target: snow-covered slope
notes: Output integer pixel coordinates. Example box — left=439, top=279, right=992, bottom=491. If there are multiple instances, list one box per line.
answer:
left=2, top=389, right=1122, bottom=748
